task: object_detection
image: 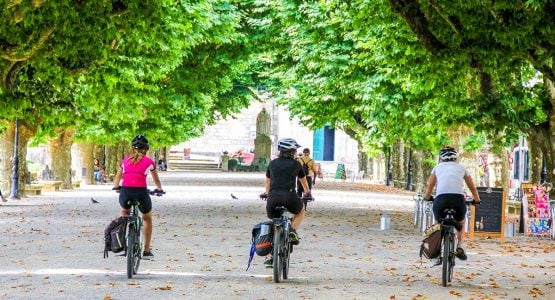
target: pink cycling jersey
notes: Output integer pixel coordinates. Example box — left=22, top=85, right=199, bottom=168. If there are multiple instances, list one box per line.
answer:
left=121, top=155, right=155, bottom=187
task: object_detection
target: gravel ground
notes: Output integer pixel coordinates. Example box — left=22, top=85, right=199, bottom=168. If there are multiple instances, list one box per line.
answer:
left=0, top=171, right=553, bottom=300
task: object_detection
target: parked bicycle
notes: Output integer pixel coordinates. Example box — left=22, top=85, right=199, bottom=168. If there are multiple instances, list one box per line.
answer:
left=439, top=199, right=477, bottom=287
left=260, top=194, right=313, bottom=283
left=114, top=187, right=165, bottom=279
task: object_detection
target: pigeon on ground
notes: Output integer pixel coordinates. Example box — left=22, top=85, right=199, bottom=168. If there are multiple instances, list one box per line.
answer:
left=91, top=197, right=100, bottom=204
left=231, top=193, right=238, bottom=200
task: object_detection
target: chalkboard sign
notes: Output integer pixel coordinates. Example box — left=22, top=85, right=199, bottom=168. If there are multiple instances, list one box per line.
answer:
left=335, top=164, right=345, bottom=179
left=472, top=187, right=505, bottom=239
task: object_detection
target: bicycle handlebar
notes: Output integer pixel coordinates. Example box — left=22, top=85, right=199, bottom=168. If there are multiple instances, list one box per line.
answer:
left=423, top=194, right=479, bottom=205
left=259, top=192, right=315, bottom=202
left=148, top=189, right=166, bottom=196
left=112, top=186, right=165, bottom=196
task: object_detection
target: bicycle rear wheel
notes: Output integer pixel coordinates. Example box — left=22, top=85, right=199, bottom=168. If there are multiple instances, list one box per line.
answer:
left=126, top=224, right=141, bottom=278
left=441, top=231, right=451, bottom=287
left=447, top=233, right=455, bottom=283
left=273, top=227, right=283, bottom=283
left=282, top=241, right=290, bottom=280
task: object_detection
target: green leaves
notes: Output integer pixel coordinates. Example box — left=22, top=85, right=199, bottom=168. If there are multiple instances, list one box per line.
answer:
left=1, top=0, right=258, bottom=148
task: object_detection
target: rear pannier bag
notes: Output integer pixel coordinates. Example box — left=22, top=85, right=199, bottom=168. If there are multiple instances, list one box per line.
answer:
left=252, top=221, right=273, bottom=256
left=420, top=224, right=442, bottom=259
left=104, top=216, right=127, bottom=258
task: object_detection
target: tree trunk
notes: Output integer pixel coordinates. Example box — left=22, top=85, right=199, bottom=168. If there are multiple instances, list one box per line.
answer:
left=357, top=144, right=368, bottom=179
left=527, top=135, right=542, bottom=184
left=49, top=128, right=75, bottom=189
left=391, top=141, right=406, bottom=188
left=412, top=150, right=432, bottom=193
left=1, top=120, right=37, bottom=197
left=77, top=142, right=94, bottom=184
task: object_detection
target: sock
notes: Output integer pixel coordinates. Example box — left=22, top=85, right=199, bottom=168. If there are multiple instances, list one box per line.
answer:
left=457, top=241, right=464, bottom=249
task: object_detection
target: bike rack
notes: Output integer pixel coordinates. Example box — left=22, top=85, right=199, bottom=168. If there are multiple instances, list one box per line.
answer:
left=413, top=195, right=434, bottom=232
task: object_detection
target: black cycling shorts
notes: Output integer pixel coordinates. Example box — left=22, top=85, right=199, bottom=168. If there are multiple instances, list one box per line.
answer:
left=119, top=187, right=152, bottom=214
left=432, top=193, right=466, bottom=222
left=266, top=191, right=304, bottom=219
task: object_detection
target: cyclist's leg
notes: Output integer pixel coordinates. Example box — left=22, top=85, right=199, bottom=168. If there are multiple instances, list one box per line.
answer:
left=119, top=188, right=132, bottom=216
left=264, top=193, right=284, bottom=262
left=453, top=197, right=467, bottom=245
left=142, top=212, right=153, bottom=252
left=288, top=193, right=305, bottom=230
left=292, top=207, right=305, bottom=230
left=432, top=195, right=448, bottom=223
left=139, top=191, right=153, bottom=253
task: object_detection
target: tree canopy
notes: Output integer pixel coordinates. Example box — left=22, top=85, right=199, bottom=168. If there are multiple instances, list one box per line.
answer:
left=247, top=0, right=552, bottom=157
left=0, top=0, right=259, bottom=147
left=2, top=0, right=555, bottom=170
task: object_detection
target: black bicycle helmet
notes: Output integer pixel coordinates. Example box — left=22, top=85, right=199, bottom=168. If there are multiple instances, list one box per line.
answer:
left=277, top=138, right=301, bottom=151
left=131, top=134, right=150, bottom=150
left=439, top=146, right=457, bottom=161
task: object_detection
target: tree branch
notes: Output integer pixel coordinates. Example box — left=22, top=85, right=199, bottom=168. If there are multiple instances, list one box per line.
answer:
left=428, top=0, right=462, bottom=35
left=3, top=61, right=25, bottom=92
left=388, top=0, right=447, bottom=53
left=1, top=26, right=56, bottom=62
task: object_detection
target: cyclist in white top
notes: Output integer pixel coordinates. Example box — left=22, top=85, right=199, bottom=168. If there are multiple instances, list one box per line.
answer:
left=423, top=146, right=481, bottom=260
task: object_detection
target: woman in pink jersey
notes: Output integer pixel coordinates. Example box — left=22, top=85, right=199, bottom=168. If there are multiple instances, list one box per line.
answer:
left=112, top=134, right=163, bottom=257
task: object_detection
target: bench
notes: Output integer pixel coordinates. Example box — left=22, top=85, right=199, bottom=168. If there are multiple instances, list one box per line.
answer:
left=71, top=180, right=81, bottom=188
left=41, top=181, right=63, bottom=192
left=26, top=184, right=43, bottom=196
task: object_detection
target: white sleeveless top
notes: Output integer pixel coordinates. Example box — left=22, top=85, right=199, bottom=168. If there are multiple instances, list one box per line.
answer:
left=432, top=162, right=467, bottom=195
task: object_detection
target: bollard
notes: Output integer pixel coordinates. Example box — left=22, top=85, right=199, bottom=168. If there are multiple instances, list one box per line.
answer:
left=419, top=200, right=428, bottom=231
left=413, top=195, right=421, bottom=226
left=505, top=221, right=515, bottom=237
left=380, top=213, right=391, bottom=230
left=421, top=201, right=434, bottom=232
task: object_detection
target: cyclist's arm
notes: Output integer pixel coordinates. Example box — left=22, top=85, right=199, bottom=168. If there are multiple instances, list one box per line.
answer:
left=150, top=168, right=163, bottom=191
left=112, top=167, right=123, bottom=189
left=299, top=176, right=310, bottom=194
left=464, top=175, right=480, bottom=203
left=423, top=173, right=436, bottom=200
left=265, top=177, right=270, bottom=194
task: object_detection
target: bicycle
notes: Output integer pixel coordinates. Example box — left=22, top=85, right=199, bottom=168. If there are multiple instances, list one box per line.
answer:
left=438, top=199, right=477, bottom=287
left=114, top=187, right=165, bottom=279
left=260, top=193, right=314, bottom=283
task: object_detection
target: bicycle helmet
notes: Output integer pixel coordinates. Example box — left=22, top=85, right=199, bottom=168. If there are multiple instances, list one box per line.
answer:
left=439, top=146, right=457, bottom=161
left=277, top=138, right=301, bottom=151
left=131, top=134, right=150, bottom=150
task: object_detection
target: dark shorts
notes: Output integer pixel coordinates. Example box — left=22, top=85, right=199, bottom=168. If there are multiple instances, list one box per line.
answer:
left=119, top=187, right=152, bottom=214
left=266, top=191, right=304, bottom=219
left=432, top=193, right=467, bottom=222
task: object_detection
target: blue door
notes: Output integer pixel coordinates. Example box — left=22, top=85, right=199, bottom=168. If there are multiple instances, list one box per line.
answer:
left=323, top=126, right=335, bottom=161
left=313, top=128, right=324, bottom=160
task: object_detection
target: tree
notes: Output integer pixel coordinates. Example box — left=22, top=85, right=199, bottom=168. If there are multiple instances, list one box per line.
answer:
left=0, top=1, right=261, bottom=193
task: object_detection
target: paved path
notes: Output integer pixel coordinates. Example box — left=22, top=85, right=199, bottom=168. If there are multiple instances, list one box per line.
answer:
left=0, top=171, right=553, bottom=299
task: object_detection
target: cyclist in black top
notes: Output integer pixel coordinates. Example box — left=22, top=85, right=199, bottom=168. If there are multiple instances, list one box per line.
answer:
left=263, top=138, right=311, bottom=267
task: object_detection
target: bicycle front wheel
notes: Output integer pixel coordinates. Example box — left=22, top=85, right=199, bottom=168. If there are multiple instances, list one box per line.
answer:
left=273, top=227, right=283, bottom=283
left=441, top=231, right=452, bottom=287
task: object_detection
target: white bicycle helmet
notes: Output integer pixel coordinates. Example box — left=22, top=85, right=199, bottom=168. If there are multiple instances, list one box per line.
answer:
left=277, top=138, right=301, bottom=151
left=439, top=146, right=457, bottom=161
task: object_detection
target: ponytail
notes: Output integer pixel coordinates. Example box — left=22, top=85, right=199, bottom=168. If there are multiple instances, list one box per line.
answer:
left=130, top=149, right=147, bottom=164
